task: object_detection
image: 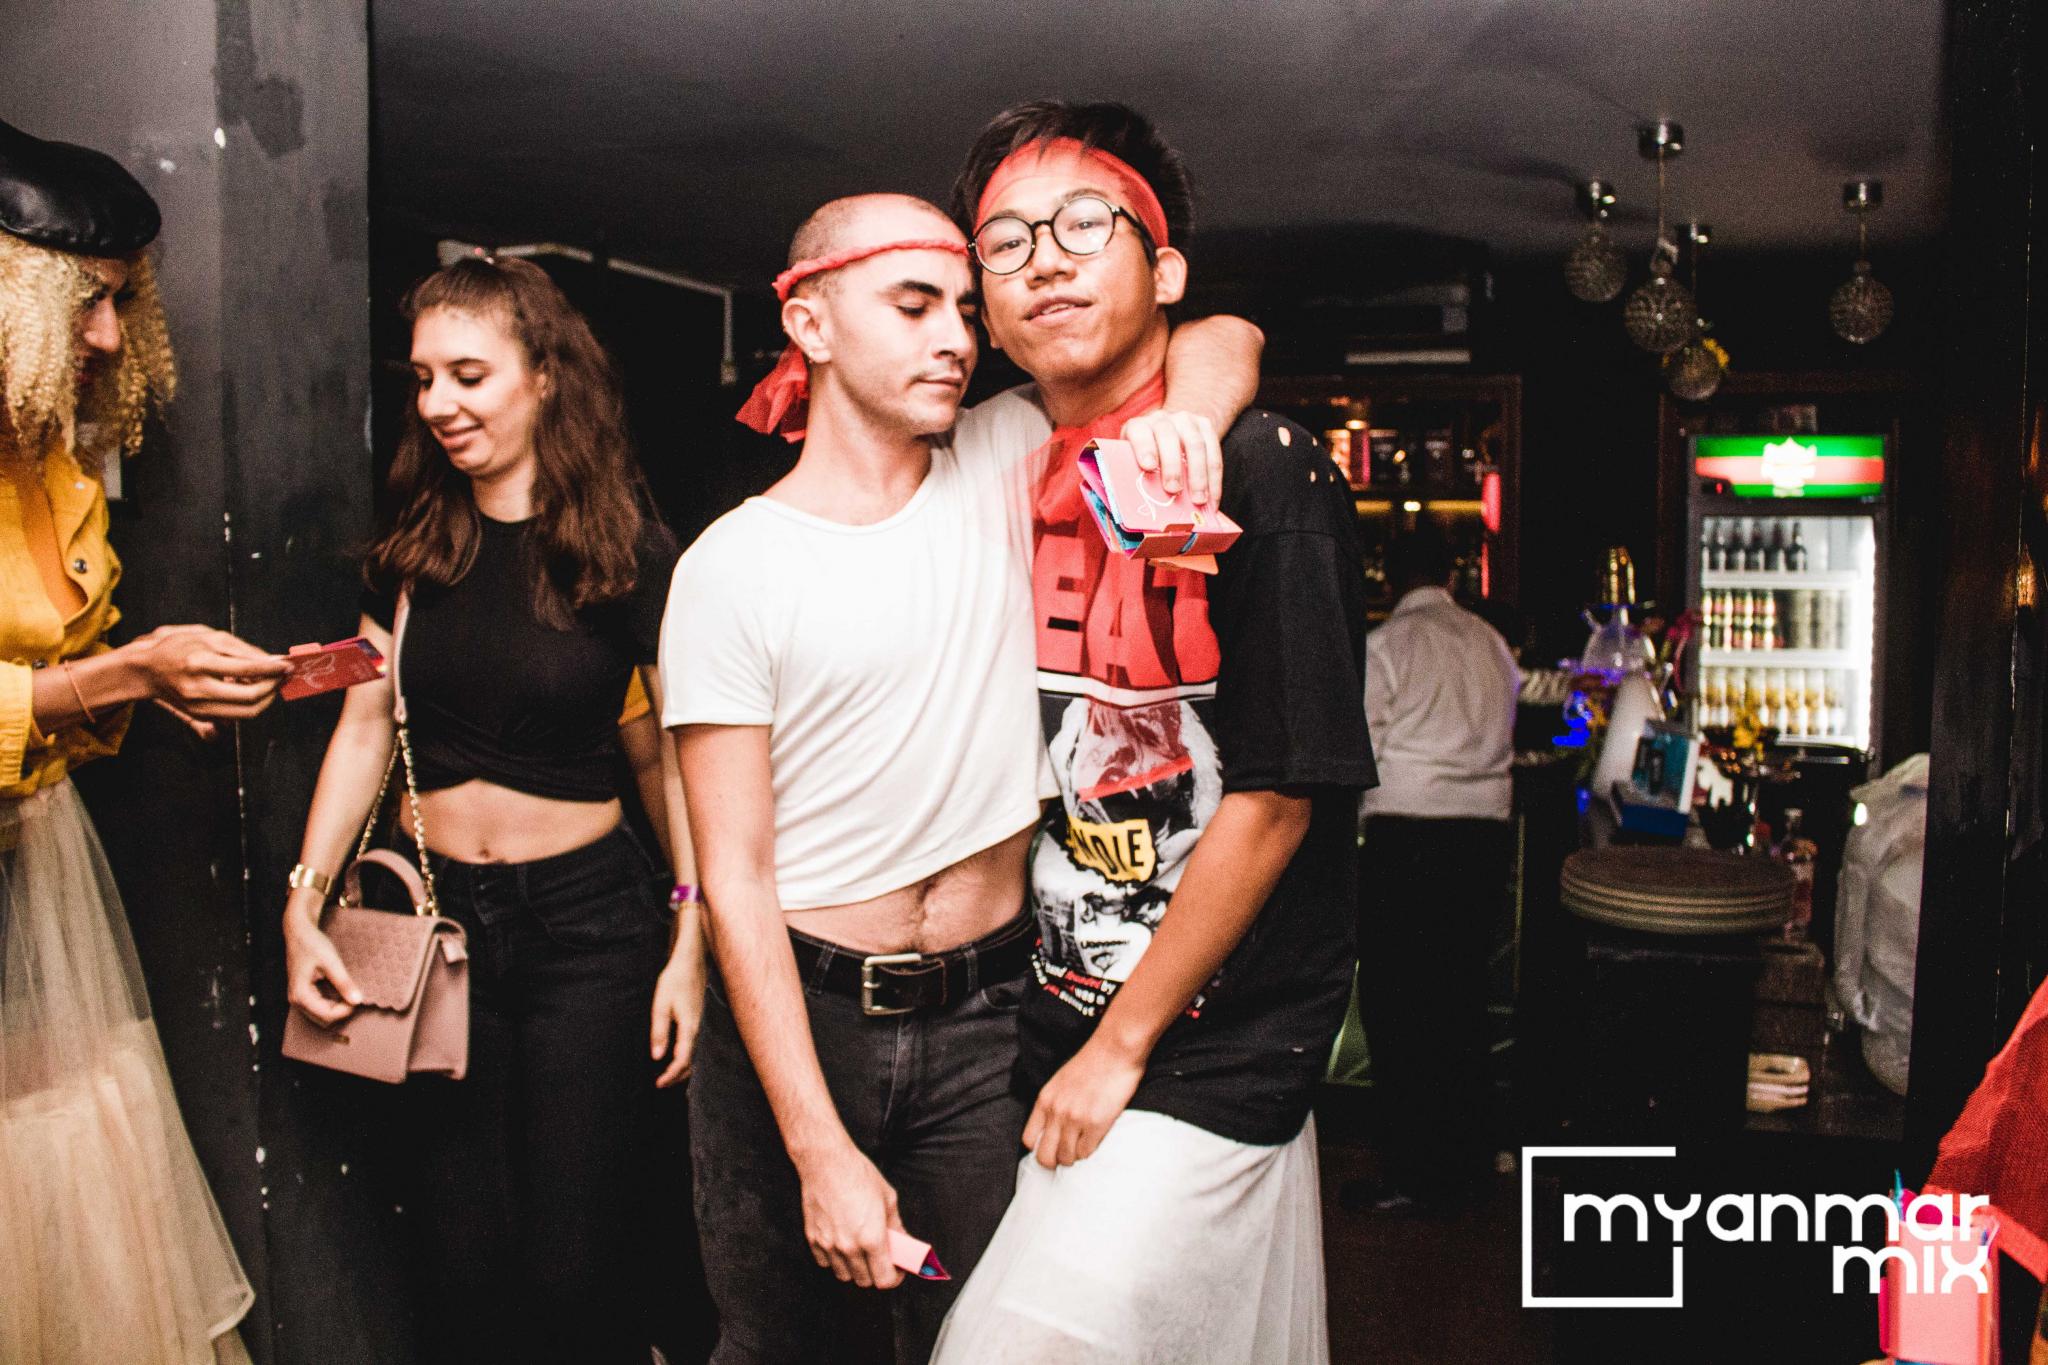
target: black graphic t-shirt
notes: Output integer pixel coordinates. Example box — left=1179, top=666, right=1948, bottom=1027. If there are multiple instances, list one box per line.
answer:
left=1015, top=408, right=1378, bottom=1146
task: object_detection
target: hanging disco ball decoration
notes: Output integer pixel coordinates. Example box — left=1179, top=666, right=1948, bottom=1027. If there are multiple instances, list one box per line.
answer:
left=1667, top=334, right=1725, bottom=400
left=1624, top=252, right=1696, bottom=354
left=1566, top=223, right=1628, bottom=302
left=1565, top=179, right=1627, bottom=303
left=1830, top=183, right=1893, bottom=344
left=1623, top=123, right=1693, bottom=353
left=1830, top=263, right=1894, bottom=345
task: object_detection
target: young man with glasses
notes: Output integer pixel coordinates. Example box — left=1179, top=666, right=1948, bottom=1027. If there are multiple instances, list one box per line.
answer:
left=661, top=193, right=1262, bottom=1365
left=929, top=103, right=1376, bottom=1364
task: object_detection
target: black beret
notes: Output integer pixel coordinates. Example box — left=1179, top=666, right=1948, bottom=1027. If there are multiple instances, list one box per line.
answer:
left=0, top=116, right=160, bottom=255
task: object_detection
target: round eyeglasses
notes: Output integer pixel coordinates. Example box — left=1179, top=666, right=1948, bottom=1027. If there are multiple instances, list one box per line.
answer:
left=971, top=196, right=1152, bottom=276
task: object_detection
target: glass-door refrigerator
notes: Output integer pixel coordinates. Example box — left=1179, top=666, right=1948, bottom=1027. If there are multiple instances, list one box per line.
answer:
left=1685, top=434, right=1889, bottom=766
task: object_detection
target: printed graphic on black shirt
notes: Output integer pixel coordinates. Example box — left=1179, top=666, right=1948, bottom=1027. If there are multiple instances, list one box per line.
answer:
left=1032, top=693, right=1223, bottom=1016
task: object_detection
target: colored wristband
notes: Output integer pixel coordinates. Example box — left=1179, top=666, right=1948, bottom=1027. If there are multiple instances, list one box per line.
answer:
left=668, top=883, right=702, bottom=913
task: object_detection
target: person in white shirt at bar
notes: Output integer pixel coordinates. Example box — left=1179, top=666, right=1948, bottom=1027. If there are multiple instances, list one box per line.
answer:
left=1347, top=522, right=1520, bottom=1214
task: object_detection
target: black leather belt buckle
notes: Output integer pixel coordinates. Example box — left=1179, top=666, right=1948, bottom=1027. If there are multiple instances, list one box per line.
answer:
left=860, top=952, right=927, bottom=1016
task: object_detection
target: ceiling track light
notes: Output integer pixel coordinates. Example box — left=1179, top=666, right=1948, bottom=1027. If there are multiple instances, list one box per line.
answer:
left=1565, top=177, right=1627, bottom=302
left=1830, top=178, right=1894, bottom=344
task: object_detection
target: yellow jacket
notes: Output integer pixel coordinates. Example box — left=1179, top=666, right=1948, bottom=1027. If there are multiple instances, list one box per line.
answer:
left=0, top=445, right=132, bottom=797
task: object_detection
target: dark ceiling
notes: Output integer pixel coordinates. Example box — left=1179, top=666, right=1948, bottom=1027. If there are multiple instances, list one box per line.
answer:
left=373, top=0, right=1949, bottom=287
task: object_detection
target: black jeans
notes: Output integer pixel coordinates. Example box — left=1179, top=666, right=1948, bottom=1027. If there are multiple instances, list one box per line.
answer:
left=396, top=822, right=671, bottom=1365
left=1358, top=813, right=1513, bottom=1201
left=691, top=924, right=1030, bottom=1365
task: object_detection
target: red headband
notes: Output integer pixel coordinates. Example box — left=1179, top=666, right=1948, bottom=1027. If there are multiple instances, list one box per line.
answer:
left=770, top=237, right=967, bottom=302
left=974, top=137, right=1171, bottom=249
left=737, top=237, right=970, bottom=442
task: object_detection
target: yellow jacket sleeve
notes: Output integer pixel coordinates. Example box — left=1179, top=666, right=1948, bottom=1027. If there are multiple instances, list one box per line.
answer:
left=0, top=659, right=33, bottom=786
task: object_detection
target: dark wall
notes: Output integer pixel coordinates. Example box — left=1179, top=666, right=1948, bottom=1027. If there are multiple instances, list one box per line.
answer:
left=6, top=3, right=387, bottom=1362
left=1907, top=0, right=2045, bottom=1171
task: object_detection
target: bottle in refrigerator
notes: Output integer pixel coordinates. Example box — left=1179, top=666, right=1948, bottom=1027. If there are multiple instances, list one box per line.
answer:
left=1825, top=669, right=1846, bottom=737
left=1764, top=520, right=1785, bottom=572
left=1785, top=521, right=1809, bottom=572
left=1744, top=518, right=1766, bottom=571
left=1819, top=590, right=1836, bottom=650
left=1759, top=591, right=1779, bottom=650
left=1731, top=590, right=1752, bottom=650
left=1810, top=671, right=1843, bottom=736
left=1703, top=519, right=1719, bottom=575
left=1787, top=590, right=1815, bottom=650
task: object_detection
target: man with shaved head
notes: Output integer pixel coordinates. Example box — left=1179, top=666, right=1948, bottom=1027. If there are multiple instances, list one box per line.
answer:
left=660, top=193, right=1261, bottom=1364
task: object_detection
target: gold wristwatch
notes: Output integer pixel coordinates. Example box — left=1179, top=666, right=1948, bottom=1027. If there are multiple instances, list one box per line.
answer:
left=288, top=863, right=334, bottom=898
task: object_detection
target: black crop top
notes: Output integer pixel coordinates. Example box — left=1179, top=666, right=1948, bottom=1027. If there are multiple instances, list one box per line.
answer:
left=363, top=514, right=680, bottom=803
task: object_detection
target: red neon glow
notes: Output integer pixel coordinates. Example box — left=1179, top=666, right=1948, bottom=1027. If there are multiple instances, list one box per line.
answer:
left=1481, top=471, right=1502, bottom=533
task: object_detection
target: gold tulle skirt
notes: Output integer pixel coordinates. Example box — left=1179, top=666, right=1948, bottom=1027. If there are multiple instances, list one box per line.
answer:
left=0, top=780, right=253, bottom=1364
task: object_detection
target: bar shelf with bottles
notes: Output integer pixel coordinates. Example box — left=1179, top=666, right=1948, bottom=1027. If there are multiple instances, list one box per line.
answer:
left=1258, top=375, right=1521, bottom=618
left=1685, top=438, right=1886, bottom=756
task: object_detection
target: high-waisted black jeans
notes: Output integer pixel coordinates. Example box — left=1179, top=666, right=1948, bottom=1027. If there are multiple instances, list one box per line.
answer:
left=396, top=822, right=671, bottom=1364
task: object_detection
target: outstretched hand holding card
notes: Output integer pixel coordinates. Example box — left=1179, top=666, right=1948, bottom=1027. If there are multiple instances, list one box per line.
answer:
left=279, top=637, right=386, bottom=701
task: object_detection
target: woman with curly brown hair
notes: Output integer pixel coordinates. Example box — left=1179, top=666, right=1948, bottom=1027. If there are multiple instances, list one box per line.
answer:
left=282, top=254, right=701, bottom=1363
left=0, top=118, right=288, bottom=1364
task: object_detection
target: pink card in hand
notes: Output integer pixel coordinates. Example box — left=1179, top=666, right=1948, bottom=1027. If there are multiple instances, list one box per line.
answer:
left=280, top=637, right=386, bottom=701
left=888, top=1229, right=950, bottom=1281
left=1078, top=437, right=1241, bottom=575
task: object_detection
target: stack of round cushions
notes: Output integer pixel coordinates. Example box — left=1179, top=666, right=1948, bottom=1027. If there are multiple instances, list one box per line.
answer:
left=1561, top=846, right=1795, bottom=935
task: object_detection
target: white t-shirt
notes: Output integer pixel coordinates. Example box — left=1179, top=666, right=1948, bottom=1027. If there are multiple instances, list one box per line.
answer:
left=1360, top=586, right=1521, bottom=822
left=660, top=390, right=1054, bottom=909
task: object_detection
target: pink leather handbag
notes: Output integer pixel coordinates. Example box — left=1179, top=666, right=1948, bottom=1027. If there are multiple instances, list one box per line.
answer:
left=282, top=589, right=470, bottom=1083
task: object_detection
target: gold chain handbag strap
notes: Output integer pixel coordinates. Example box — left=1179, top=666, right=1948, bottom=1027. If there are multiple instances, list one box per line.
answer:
left=336, top=584, right=440, bottom=917
left=395, top=719, right=439, bottom=915
left=349, top=749, right=399, bottom=870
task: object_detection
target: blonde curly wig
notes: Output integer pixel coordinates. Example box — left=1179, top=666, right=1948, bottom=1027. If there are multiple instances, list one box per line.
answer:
left=0, top=230, right=175, bottom=468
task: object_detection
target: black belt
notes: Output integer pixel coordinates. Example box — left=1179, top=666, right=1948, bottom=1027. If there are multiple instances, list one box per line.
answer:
left=791, top=914, right=1036, bottom=1017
